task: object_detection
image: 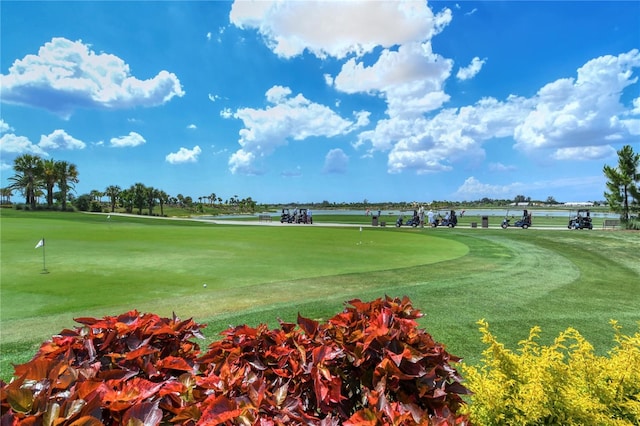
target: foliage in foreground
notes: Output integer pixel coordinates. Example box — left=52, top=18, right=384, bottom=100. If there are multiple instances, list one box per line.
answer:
left=462, top=319, right=640, bottom=426
left=0, top=296, right=469, bottom=425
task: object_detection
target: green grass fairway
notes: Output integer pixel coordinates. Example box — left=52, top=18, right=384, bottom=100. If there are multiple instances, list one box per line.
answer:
left=1, top=210, right=466, bottom=378
left=1, top=210, right=639, bottom=382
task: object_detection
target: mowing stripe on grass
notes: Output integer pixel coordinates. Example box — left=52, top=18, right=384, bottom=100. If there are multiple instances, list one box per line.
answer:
left=1, top=211, right=467, bottom=341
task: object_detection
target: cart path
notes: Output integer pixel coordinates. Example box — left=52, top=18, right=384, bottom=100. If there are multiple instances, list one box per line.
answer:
left=86, top=212, right=601, bottom=230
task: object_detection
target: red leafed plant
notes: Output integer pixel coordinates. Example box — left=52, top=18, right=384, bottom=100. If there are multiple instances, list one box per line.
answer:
left=1, top=296, right=470, bottom=425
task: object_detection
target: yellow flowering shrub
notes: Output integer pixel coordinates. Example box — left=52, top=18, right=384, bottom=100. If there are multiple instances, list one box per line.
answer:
left=462, top=320, right=640, bottom=425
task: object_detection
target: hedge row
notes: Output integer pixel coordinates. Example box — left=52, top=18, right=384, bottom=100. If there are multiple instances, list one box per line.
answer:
left=0, top=297, right=469, bottom=425
left=2, top=298, right=639, bottom=425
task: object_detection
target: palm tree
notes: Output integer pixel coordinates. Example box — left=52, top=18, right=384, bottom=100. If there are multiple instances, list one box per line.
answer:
left=119, top=188, right=134, bottom=213
left=0, top=187, right=13, bottom=205
left=90, top=189, right=103, bottom=203
left=104, top=185, right=121, bottom=212
left=9, top=154, right=44, bottom=209
left=146, top=186, right=158, bottom=215
left=55, top=161, right=79, bottom=211
left=42, top=159, right=57, bottom=208
left=157, top=190, right=169, bottom=216
left=131, top=183, right=146, bottom=215
left=209, top=193, right=217, bottom=206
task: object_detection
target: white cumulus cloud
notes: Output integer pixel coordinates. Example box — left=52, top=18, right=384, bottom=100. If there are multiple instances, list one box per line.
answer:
left=0, top=37, right=185, bottom=118
left=0, top=119, right=13, bottom=134
left=228, top=85, right=366, bottom=174
left=229, top=1, right=639, bottom=176
left=166, top=145, right=202, bottom=164
left=0, top=133, right=48, bottom=156
left=552, top=145, right=617, bottom=161
left=333, top=41, right=453, bottom=117
left=230, top=1, right=451, bottom=59
left=456, top=56, right=486, bottom=80
left=355, top=50, right=639, bottom=174
left=357, top=95, right=532, bottom=173
left=39, top=129, right=86, bottom=150
left=323, top=148, right=349, bottom=174
left=454, top=177, right=524, bottom=199
left=454, top=175, right=605, bottom=201
left=514, top=49, right=640, bottom=155
left=488, top=162, right=517, bottom=172
left=110, top=131, right=146, bottom=148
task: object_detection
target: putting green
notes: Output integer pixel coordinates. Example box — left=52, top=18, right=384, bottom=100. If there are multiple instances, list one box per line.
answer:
left=0, top=212, right=468, bottom=347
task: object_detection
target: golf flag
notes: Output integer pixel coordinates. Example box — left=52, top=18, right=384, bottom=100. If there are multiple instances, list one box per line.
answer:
left=35, top=239, right=44, bottom=249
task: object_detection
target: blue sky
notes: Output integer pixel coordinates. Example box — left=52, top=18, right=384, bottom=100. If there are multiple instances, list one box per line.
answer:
left=1, top=1, right=638, bottom=204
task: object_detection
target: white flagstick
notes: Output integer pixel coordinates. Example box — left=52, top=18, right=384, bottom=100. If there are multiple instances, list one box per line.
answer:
left=35, top=238, right=49, bottom=273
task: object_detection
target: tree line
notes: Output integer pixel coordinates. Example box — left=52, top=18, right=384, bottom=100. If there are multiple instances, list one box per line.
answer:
left=4, top=154, right=78, bottom=211
left=3, top=146, right=638, bottom=227
left=2, top=154, right=257, bottom=215
left=82, top=184, right=257, bottom=216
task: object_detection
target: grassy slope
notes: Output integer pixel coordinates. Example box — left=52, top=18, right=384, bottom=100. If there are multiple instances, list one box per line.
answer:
left=1, top=210, right=638, bottom=381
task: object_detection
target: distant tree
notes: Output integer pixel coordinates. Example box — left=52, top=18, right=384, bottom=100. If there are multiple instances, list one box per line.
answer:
left=42, top=159, right=58, bottom=208
left=90, top=189, right=103, bottom=203
left=131, top=183, right=146, bottom=215
left=546, top=196, right=558, bottom=205
left=146, top=186, right=158, bottom=215
left=55, top=161, right=79, bottom=211
left=513, top=195, right=526, bottom=203
left=119, top=189, right=134, bottom=213
left=603, top=144, right=640, bottom=222
left=0, top=187, right=13, bottom=204
left=9, top=154, right=44, bottom=209
left=157, top=190, right=169, bottom=216
left=104, top=185, right=121, bottom=212
left=74, top=194, right=92, bottom=212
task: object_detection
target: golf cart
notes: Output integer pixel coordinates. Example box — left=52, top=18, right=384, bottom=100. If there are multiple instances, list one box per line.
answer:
left=568, top=209, right=593, bottom=230
left=501, top=209, right=532, bottom=229
left=296, top=208, right=311, bottom=224
left=280, top=208, right=294, bottom=223
left=431, top=210, right=458, bottom=228
left=396, top=210, right=420, bottom=227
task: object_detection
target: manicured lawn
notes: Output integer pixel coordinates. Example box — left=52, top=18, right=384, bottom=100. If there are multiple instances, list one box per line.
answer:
left=1, top=209, right=638, bottom=382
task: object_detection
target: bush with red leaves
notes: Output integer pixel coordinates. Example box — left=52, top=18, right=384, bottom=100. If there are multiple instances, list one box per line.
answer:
left=1, top=296, right=470, bottom=425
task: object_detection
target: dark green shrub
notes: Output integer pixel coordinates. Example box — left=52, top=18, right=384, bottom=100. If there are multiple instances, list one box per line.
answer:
left=73, top=194, right=92, bottom=211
